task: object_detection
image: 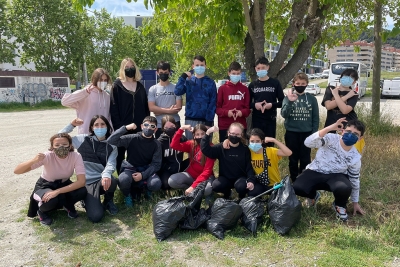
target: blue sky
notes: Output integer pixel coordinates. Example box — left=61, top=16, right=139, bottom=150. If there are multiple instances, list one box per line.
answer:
left=88, top=0, right=154, bottom=16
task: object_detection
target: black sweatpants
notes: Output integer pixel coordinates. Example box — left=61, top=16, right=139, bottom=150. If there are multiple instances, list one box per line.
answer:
left=252, top=118, right=276, bottom=147
left=284, top=130, right=312, bottom=182
left=84, top=177, right=118, bottom=223
left=158, top=158, right=190, bottom=190
left=293, top=169, right=352, bottom=208
left=212, top=176, right=248, bottom=199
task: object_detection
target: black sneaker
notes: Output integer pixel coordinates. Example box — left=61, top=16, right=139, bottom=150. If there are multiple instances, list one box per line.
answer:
left=104, top=201, right=118, bottom=215
left=63, top=206, right=78, bottom=219
left=37, top=210, right=53, bottom=226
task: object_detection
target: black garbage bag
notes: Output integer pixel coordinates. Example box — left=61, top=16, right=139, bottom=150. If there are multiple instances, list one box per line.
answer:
left=239, top=197, right=265, bottom=235
left=267, top=177, right=302, bottom=235
left=180, top=208, right=210, bottom=230
left=206, top=198, right=243, bottom=240
left=152, top=196, right=187, bottom=241
left=186, top=181, right=206, bottom=211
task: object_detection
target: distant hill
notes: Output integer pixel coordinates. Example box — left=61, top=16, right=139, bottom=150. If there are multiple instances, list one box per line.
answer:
left=359, top=29, right=400, bottom=49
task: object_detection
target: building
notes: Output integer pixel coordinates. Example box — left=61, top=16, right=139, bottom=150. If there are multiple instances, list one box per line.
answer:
left=120, top=15, right=153, bottom=28
left=0, top=37, right=36, bottom=71
left=327, top=40, right=400, bottom=70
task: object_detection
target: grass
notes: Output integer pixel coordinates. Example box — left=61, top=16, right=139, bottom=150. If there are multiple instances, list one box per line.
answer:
left=22, top=110, right=400, bottom=267
left=0, top=99, right=66, bottom=112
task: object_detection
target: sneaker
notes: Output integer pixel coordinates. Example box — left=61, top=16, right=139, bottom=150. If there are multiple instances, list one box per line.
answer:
left=305, top=191, right=321, bottom=208
left=63, top=206, right=79, bottom=219
left=124, top=195, right=133, bottom=208
left=332, top=202, right=348, bottom=221
left=37, top=210, right=53, bottom=226
left=144, top=189, right=152, bottom=200
left=104, top=201, right=118, bottom=215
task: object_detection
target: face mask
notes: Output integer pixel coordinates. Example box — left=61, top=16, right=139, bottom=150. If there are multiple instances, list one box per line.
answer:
left=342, top=132, right=358, bottom=146
left=294, top=85, right=307, bottom=93
left=256, top=70, right=268, bottom=78
left=142, top=128, right=155, bottom=137
left=53, top=146, right=70, bottom=158
left=125, top=67, right=136, bottom=78
left=164, top=128, right=176, bottom=138
left=194, top=66, right=206, bottom=75
left=340, top=76, right=354, bottom=87
left=248, top=143, right=262, bottom=152
left=228, top=135, right=241, bottom=145
left=229, top=74, right=241, bottom=84
left=97, top=81, right=107, bottom=90
left=159, top=73, right=169, bottom=82
left=194, top=138, right=202, bottom=145
left=93, top=128, right=107, bottom=138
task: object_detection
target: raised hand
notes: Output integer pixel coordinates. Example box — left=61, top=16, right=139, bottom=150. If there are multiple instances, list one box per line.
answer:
left=206, top=125, right=219, bottom=135
left=126, top=123, right=137, bottom=131
left=34, top=153, right=45, bottom=163
left=287, top=89, right=298, bottom=102
left=180, top=125, right=193, bottom=131
left=71, top=118, right=84, bottom=127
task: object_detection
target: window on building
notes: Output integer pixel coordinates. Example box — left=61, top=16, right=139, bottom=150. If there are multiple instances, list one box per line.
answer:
left=0, top=77, right=15, bottom=88
left=52, top=78, right=69, bottom=87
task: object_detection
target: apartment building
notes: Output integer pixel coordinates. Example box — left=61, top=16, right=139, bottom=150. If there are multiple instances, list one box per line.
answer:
left=327, top=40, right=400, bottom=70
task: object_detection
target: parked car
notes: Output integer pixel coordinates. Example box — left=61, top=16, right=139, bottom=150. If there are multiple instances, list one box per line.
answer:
left=305, top=83, right=321, bottom=95
left=321, top=70, right=329, bottom=79
left=381, top=79, right=400, bottom=98
left=314, top=73, right=322, bottom=79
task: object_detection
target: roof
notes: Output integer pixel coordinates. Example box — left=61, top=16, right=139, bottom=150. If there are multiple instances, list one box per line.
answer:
left=0, top=70, right=69, bottom=77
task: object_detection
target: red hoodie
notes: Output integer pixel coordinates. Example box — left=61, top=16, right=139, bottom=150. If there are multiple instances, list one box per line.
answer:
left=170, top=129, right=215, bottom=188
left=216, top=81, right=251, bottom=130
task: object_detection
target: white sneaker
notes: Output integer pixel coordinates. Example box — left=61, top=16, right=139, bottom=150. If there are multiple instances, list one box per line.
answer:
left=332, top=202, right=348, bottom=221
left=305, top=191, right=321, bottom=208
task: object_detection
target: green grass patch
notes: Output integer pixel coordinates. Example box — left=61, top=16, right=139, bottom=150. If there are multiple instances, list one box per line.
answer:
left=0, top=99, right=66, bottom=112
left=24, top=108, right=400, bottom=266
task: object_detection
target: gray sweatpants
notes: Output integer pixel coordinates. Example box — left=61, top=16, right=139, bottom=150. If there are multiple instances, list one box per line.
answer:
left=168, top=172, right=213, bottom=196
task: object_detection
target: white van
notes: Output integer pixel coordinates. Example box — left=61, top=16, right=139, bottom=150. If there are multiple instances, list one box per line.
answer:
left=321, top=70, right=329, bottom=79
left=381, top=80, right=400, bottom=98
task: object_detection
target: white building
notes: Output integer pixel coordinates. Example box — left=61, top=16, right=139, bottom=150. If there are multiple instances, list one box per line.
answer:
left=120, top=15, right=153, bottom=28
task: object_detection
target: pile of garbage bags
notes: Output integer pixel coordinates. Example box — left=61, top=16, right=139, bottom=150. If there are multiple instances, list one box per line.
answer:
left=152, top=177, right=302, bottom=241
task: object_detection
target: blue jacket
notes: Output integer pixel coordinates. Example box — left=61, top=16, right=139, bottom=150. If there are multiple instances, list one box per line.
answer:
left=175, top=73, right=217, bottom=126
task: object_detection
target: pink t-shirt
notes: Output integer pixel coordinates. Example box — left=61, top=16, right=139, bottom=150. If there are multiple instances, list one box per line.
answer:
left=31, top=151, right=86, bottom=182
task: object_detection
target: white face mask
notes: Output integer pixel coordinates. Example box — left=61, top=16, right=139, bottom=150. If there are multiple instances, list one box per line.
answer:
left=97, top=81, right=107, bottom=90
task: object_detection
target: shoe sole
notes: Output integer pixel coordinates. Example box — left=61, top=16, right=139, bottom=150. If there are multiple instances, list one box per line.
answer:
left=332, top=203, right=348, bottom=221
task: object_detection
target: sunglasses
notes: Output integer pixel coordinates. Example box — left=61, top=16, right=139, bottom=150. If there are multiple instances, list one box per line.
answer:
left=143, top=123, right=157, bottom=129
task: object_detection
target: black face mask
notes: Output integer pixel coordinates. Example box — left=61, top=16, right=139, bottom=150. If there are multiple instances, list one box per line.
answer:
left=194, top=138, right=202, bottom=145
left=228, top=135, right=241, bottom=145
left=125, top=67, right=136, bottom=78
left=159, top=73, right=169, bottom=82
left=293, top=85, right=307, bottom=93
left=164, top=128, right=176, bottom=138
left=142, top=128, right=155, bottom=137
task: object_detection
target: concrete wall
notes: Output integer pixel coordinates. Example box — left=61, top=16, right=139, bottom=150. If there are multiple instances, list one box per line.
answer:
left=0, top=76, right=70, bottom=104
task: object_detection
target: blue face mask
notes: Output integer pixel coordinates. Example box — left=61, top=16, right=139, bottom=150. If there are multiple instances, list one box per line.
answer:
left=256, top=70, right=268, bottom=78
left=93, top=128, right=107, bottom=138
left=229, top=74, right=241, bottom=84
left=194, top=66, right=206, bottom=75
left=248, top=143, right=263, bottom=152
left=340, top=76, right=354, bottom=87
left=342, top=132, right=358, bottom=146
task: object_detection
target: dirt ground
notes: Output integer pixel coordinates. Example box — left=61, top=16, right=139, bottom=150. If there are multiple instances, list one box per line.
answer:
left=1, top=97, right=399, bottom=266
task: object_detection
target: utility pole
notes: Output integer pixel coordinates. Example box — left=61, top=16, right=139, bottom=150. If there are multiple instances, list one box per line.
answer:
left=372, top=0, right=382, bottom=119
left=83, top=55, right=88, bottom=86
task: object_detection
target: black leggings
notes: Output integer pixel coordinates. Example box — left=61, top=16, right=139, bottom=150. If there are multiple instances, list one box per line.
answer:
left=293, top=169, right=352, bottom=208
left=284, top=130, right=312, bottom=182
left=212, top=176, right=248, bottom=199
left=248, top=182, right=273, bottom=197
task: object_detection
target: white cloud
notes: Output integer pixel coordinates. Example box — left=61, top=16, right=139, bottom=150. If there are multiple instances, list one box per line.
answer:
left=89, top=0, right=154, bottom=17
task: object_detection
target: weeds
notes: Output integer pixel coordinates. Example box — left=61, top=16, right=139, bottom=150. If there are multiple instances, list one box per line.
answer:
left=0, top=99, right=66, bottom=112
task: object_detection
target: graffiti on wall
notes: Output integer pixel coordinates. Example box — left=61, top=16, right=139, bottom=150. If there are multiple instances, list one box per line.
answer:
left=0, top=82, right=69, bottom=103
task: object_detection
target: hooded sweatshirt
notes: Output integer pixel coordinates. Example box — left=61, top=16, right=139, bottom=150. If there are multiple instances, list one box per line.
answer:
left=109, top=78, right=150, bottom=130
left=216, top=81, right=251, bottom=130
left=175, top=73, right=217, bottom=126
left=281, top=92, right=319, bottom=133
left=61, top=84, right=111, bottom=134
left=157, top=131, right=187, bottom=174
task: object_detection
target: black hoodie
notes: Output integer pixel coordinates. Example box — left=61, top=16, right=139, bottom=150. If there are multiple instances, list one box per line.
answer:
left=157, top=132, right=187, bottom=173
left=110, top=78, right=150, bottom=130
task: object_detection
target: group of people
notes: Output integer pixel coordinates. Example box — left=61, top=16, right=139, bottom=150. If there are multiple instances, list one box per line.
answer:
left=14, top=55, right=366, bottom=227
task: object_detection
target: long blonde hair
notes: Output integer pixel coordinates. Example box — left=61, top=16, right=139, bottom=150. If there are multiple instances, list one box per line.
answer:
left=118, top=58, right=142, bottom=82
left=228, top=122, right=247, bottom=145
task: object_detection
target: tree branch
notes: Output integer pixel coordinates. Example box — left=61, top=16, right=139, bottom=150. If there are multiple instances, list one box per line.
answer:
left=241, top=0, right=255, bottom=40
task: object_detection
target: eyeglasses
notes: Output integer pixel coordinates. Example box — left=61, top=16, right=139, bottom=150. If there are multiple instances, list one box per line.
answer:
left=143, top=123, right=157, bottom=129
left=344, top=130, right=360, bottom=138
left=164, top=127, right=176, bottom=130
left=228, top=132, right=241, bottom=137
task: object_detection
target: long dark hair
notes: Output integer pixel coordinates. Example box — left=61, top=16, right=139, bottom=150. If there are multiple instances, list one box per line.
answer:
left=190, top=124, right=207, bottom=166
left=88, top=115, right=113, bottom=139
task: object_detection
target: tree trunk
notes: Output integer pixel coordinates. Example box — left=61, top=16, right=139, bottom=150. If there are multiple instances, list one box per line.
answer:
left=372, top=0, right=382, bottom=119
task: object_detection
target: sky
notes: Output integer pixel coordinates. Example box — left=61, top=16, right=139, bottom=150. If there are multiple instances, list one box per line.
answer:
left=88, top=0, right=154, bottom=16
